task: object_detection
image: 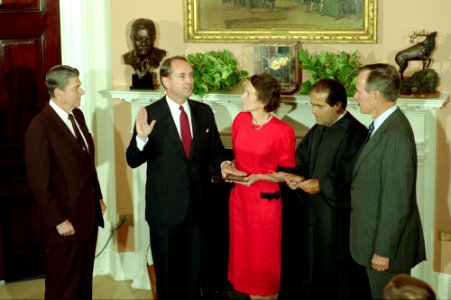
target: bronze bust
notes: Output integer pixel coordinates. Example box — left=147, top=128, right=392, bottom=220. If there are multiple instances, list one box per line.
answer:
left=123, top=18, right=166, bottom=79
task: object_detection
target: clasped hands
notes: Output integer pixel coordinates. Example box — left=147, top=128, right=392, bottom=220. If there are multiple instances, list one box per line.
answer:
left=221, top=162, right=278, bottom=186
left=220, top=161, right=250, bottom=185
left=221, top=165, right=297, bottom=187
left=284, top=174, right=321, bottom=195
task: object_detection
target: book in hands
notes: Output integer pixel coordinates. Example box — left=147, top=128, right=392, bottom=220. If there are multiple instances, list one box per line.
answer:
left=226, top=174, right=247, bottom=182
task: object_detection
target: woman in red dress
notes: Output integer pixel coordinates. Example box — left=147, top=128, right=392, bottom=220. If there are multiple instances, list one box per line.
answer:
left=227, top=73, right=296, bottom=299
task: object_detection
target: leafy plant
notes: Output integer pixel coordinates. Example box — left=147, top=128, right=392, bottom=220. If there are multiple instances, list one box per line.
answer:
left=187, top=49, right=248, bottom=98
left=298, top=48, right=362, bottom=96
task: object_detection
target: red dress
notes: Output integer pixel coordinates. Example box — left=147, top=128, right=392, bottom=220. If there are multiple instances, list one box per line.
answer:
left=228, top=112, right=296, bottom=295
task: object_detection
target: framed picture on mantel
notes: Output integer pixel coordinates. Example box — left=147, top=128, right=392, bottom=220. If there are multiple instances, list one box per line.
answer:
left=184, top=0, right=377, bottom=44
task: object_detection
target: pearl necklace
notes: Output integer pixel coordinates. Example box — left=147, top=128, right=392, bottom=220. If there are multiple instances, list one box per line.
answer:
left=250, top=114, right=272, bottom=130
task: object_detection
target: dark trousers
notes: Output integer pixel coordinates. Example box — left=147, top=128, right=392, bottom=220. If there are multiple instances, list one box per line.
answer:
left=366, top=267, right=410, bottom=299
left=149, top=208, right=202, bottom=300
left=45, top=228, right=98, bottom=300
left=310, top=201, right=370, bottom=299
left=279, top=186, right=311, bottom=299
left=279, top=188, right=371, bottom=300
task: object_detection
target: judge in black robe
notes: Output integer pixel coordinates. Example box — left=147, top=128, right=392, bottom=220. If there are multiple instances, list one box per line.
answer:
left=282, top=78, right=371, bottom=299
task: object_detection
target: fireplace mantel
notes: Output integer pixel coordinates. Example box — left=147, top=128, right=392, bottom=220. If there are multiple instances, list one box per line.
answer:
left=109, top=87, right=447, bottom=290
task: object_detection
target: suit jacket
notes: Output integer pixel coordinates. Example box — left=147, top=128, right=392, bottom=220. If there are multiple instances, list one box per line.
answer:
left=350, top=107, right=426, bottom=272
left=296, top=111, right=367, bottom=208
left=24, top=104, right=104, bottom=245
left=126, top=96, right=226, bottom=226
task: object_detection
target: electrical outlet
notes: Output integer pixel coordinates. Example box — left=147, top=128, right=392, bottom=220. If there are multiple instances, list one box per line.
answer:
left=117, top=214, right=134, bottom=226
left=438, top=230, right=451, bottom=241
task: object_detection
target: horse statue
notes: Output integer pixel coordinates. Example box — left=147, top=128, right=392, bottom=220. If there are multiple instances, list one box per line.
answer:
left=395, top=31, right=437, bottom=79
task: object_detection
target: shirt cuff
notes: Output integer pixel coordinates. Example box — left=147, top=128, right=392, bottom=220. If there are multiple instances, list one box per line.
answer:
left=136, top=136, right=148, bottom=151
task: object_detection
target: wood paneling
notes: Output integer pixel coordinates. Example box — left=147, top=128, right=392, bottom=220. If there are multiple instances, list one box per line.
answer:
left=0, top=0, right=60, bottom=281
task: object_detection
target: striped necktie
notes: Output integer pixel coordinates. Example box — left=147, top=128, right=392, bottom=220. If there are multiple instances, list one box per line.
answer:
left=68, top=114, right=88, bottom=153
left=364, top=122, right=374, bottom=144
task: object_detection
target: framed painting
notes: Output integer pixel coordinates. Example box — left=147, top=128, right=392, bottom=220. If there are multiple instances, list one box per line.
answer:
left=184, top=0, right=377, bottom=43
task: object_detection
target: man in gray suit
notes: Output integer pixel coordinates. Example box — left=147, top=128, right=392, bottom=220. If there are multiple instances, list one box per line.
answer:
left=350, top=63, right=426, bottom=299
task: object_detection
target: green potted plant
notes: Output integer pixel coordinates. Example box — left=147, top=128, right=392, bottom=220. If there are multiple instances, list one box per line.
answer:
left=298, top=49, right=362, bottom=96
left=187, top=49, right=248, bottom=98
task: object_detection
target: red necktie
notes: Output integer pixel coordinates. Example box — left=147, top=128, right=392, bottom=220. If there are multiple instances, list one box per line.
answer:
left=68, top=114, right=88, bottom=153
left=179, top=106, right=192, bottom=157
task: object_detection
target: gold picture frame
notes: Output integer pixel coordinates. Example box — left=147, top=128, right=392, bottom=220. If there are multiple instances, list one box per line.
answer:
left=184, top=0, right=377, bottom=43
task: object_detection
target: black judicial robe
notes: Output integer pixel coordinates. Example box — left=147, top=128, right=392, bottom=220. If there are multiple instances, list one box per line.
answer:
left=282, top=111, right=370, bottom=299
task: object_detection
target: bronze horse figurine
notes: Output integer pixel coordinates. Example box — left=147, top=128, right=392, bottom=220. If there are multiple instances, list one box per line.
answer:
left=395, top=31, right=437, bottom=79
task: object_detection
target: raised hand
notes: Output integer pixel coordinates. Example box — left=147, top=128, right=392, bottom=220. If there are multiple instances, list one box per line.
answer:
left=136, top=107, right=156, bottom=141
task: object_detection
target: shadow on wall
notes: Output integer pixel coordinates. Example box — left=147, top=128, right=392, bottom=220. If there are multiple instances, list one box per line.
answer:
left=434, top=98, right=451, bottom=276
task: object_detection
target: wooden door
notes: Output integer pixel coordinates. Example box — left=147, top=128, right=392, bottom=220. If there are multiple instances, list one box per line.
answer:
left=0, top=0, right=61, bottom=281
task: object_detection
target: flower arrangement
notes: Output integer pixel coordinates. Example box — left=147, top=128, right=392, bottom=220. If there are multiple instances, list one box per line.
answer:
left=269, top=56, right=290, bottom=70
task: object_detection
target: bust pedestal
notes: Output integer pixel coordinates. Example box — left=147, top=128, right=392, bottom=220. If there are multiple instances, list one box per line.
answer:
left=131, top=73, right=155, bottom=90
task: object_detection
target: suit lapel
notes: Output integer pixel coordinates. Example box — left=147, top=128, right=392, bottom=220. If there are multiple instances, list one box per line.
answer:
left=44, top=104, right=78, bottom=146
left=43, top=105, right=90, bottom=161
left=187, top=100, right=199, bottom=159
left=353, top=108, right=402, bottom=177
left=72, top=108, right=95, bottom=160
left=160, top=97, right=188, bottom=158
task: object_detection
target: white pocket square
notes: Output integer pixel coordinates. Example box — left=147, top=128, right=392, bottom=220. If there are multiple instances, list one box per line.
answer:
left=206, top=129, right=210, bottom=133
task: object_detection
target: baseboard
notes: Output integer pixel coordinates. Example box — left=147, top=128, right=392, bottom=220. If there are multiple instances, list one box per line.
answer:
left=93, top=249, right=151, bottom=290
left=435, top=272, right=451, bottom=299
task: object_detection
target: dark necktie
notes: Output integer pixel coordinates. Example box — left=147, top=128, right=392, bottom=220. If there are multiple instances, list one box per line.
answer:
left=68, top=114, right=88, bottom=153
left=179, top=106, right=192, bottom=157
left=364, top=122, right=375, bottom=144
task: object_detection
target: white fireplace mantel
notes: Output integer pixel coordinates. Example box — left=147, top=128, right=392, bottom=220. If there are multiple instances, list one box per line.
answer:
left=109, top=87, right=448, bottom=291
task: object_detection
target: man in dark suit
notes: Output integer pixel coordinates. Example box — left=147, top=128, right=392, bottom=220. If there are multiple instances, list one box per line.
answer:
left=282, top=79, right=370, bottom=299
left=351, top=63, right=426, bottom=299
left=126, top=55, right=242, bottom=299
left=24, top=65, right=106, bottom=299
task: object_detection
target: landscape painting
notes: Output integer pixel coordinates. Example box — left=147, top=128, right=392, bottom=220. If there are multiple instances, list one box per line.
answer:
left=184, top=0, right=377, bottom=43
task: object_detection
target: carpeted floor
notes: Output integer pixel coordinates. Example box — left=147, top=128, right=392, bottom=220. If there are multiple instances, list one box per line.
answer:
left=0, top=275, right=153, bottom=299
